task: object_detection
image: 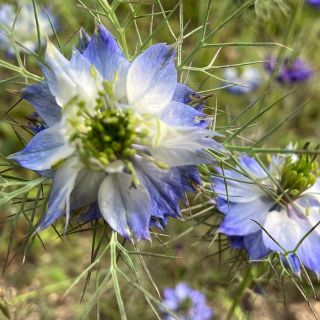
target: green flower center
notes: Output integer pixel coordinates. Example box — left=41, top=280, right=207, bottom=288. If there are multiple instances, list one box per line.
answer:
left=69, top=90, right=149, bottom=169
left=177, top=297, right=193, bottom=315
left=279, top=154, right=319, bottom=198
left=81, top=109, right=142, bottom=165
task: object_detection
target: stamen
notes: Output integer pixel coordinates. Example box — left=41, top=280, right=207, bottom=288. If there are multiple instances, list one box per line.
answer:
left=280, top=153, right=319, bottom=199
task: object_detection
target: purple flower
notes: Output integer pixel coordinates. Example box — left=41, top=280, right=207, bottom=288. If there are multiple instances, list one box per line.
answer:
left=8, top=25, right=221, bottom=240
left=307, top=0, right=320, bottom=8
left=162, top=283, right=214, bottom=320
left=264, top=56, right=313, bottom=84
left=212, top=149, right=320, bottom=275
left=223, top=67, right=261, bottom=95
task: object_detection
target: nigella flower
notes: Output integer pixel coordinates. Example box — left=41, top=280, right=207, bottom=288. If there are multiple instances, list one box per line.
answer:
left=222, top=67, right=261, bottom=95
left=212, top=149, right=320, bottom=274
left=9, top=25, right=221, bottom=240
left=264, top=56, right=313, bottom=84
left=307, top=0, right=320, bottom=8
left=0, top=2, right=56, bottom=54
left=162, top=283, right=214, bottom=320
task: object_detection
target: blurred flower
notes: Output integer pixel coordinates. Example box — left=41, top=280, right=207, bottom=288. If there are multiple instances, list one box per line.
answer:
left=0, top=2, right=56, bottom=54
left=223, top=67, right=261, bottom=95
left=212, top=148, right=320, bottom=274
left=264, top=56, right=313, bottom=84
left=162, top=282, right=214, bottom=320
left=9, top=25, right=221, bottom=240
left=307, top=0, right=320, bottom=8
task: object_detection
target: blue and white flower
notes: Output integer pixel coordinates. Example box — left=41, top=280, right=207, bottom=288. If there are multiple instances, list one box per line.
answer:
left=212, top=150, right=320, bottom=274
left=9, top=25, right=221, bottom=241
left=162, top=282, right=214, bottom=320
left=0, top=2, right=56, bottom=54
left=223, top=67, right=261, bottom=95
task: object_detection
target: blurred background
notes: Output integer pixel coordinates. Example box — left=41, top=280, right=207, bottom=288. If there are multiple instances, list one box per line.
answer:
left=0, top=0, right=319, bottom=319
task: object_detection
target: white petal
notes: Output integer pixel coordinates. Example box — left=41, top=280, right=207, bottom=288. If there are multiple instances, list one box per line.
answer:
left=70, top=169, right=105, bottom=209
left=262, top=210, right=302, bottom=252
left=44, top=42, right=102, bottom=108
left=127, top=44, right=177, bottom=115
left=149, top=126, right=217, bottom=166
left=98, top=173, right=151, bottom=240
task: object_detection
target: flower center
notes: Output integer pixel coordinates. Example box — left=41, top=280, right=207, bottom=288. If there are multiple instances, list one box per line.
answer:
left=279, top=154, right=319, bottom=198
left=177, top=297, right=193, bottom=316
left=69, top=90, right=149, bottom=170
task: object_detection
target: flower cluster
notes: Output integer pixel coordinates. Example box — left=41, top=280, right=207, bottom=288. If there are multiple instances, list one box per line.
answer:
left=0, top=2, right=56, bottom=54
left=7, top=19, right=320, bottom=281
left=223, top=67, right=261, bottom=95
left=162, top=283, right=214, bottom=320
left=213, top=148, right=320, bottom=274
left=307, top=0, right=320, bottom=8
left=9, top=25, right=221, bottom=241
left=264, top=56, right=313, bottom=84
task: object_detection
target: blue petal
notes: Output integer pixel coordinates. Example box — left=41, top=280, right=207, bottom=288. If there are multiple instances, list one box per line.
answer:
left=98, top=173, right=151, bottom=241
left=282, top=254, right=301, bottom=273
left=38, top=157, right=81, bottom=231
left=78, top=202, right=102, bottom=223
left=219, top=197, right=273, bottom=236
left=82, top=24, right=129, bottom=81
left=242, top=231, right=270, bottom=260
left=161, top=101, right=209, bottom=128
left=238, top=155, right=267, bottom=178
left=22, top=82, right=61, bottom=126
left=173, top=83, right=204, bottom=110
left=149, top=216, right=168, bottom=230
left=215, top=197, right=230, bottom=215
left=127, top=43, right=177, bottom=114
left=262, top=209, right=320, bottom=273
left=70, top=169, right=105, bottom=209
left=26, top=112, right=48, bottom=133
left=229, top=232, right=270, bottom=260
left=135, top=158, right=186, bottom=219
left=212, top=168, right=264, bottom=203
left=229, top=236, right=245, bottom=249
left=177, top=165, right=201, bottom=192
left=77, top=28, right=91, bottom=53
left=8, top=125, right=74, bottom=171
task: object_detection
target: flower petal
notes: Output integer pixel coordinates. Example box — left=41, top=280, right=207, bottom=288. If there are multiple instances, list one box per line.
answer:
left=8, top=124, right=74, bottom=171
left=82, top=25, right=129, bottom=84
left=262, top=210, right=302, bottom=252
left=78, top=202, right=102, bottom=223
left=213, top=168, right=265, bottom=203
left=160, top=101, right=209, bottom=128
left=177, top=165, right=201, bottom=192
left=242, top=231, right=270, bottom=260
left=38, top=157, right=82, bottom=230
left=134, top=158, right=185, bottom=219
left=22, top=82, right=61, bottom=126
left=172, top=83, right=204, bottom=110
left=77, top=28, right=91, bottom=53
left=238, top=155, right=268, bottom=179
left=43, top=42, right=101, bottom=107
left=70, top=169, right=105, bottom=209
left=127, top=44, right=177, bottom=114
left=219, top=197, right=273, bottom=236
left=150, top=127, right=219, bottom=166
left=98, top=173, right=151, bottom=240
left=262, top=208, right=320, bottom=272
